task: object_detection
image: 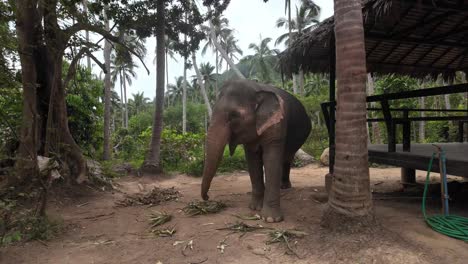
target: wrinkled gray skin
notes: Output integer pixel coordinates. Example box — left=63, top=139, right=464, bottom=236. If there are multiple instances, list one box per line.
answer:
left=201, top=79, right=311, bottom=222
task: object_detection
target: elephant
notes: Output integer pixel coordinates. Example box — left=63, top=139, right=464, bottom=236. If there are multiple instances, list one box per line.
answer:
left=201, top=79, right=312, bottom=223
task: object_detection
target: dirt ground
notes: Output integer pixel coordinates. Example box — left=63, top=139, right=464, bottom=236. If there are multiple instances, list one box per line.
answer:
left=2, top=164, right=468, bottom=264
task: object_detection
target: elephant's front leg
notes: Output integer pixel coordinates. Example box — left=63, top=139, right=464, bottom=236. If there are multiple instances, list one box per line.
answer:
left=261, top=141, right=284, bottom=223
left=245, top=146, right=264, bottom=211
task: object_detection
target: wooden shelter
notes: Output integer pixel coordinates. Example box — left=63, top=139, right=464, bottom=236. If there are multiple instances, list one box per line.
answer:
left=279, top=0, right=468, bottom=181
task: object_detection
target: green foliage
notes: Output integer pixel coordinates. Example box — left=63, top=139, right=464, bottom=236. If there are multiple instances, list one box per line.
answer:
left=0, top=86, right=21, bottom=158
left=1, top=198, right=61, bottom=246
left=64, top=64, right=104, bottom=158
left=164, top=103, right=206, bottom=133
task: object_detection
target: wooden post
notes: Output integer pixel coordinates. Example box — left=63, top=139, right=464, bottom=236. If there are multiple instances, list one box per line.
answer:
left=401, top=109, right=416, bottom=184
left=458, top=121, right=464, bottom=143
left=381, top=100, right=396, bottom=152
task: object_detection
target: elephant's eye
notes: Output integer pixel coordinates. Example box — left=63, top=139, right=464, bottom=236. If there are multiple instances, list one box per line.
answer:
left=228, top=111, right=241, bottom=120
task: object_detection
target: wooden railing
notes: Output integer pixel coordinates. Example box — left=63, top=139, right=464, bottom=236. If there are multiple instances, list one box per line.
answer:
left=321, top=83, right=468, bottom=171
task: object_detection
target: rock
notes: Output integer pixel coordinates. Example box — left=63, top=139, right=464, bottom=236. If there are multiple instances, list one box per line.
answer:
left=293, top=149, right=315, bottom=167
left=37, top=156, right=61, bottom=180
left=111, top=162, right=133, bottom=175
left=320, top=148, right=329, bottom=166
left=86, top=159, right=112, bottom=187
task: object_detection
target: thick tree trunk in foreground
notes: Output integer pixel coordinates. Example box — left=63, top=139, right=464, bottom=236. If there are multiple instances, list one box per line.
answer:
left=141, top=0, right=165, bottom=174
left=192, top=53, right=213, bottom=119
left=207, top=5, right=245, bottom=79
left=11, top=0, right=39, bottom=188
left=103, top=8, right=112, bottom=160
left=322, top=0, right=374, bottom=231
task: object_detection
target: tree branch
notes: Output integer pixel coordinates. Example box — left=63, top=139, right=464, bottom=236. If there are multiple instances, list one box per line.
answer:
left=63, top=48, right=106, bottom=89
left=65, top=22, right=150, bottom=75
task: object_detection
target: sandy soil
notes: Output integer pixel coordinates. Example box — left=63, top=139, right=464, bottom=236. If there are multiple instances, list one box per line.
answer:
left=1, top=164, right=468, bottom=264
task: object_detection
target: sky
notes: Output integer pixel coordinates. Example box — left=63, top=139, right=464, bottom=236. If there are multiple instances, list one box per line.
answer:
left=90, top=0, right=333, bottom=100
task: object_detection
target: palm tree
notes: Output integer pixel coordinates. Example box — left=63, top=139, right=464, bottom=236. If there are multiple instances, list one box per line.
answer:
left=141, top=0, right=165, bottom=174
left=322, top=0, right=373, bottom=230
left=192, top=54, right=212, bottom=118
left=201, top=16, right=231, bottom=95
left=166, top=76, right=184, bottom=105
left=219, top=34, right=243, bottom=72
left=276, top=0, right=320, bottom=94
left=103, top=6, right=112, bottom=160
left=206, top=5, right=245, bottom=79
left=128, top=92, right=150, bottom=116
left=111, top=57, right=138, bottom=128
left=247, top=36, right=279, bottom=83
left=198, top=62, right=217, bottom=103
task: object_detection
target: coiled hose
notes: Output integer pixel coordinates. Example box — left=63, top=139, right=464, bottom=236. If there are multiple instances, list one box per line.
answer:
left=422, top=152, right=468, bottom=241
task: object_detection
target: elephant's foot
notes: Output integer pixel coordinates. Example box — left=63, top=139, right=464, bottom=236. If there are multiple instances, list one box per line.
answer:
left=280, top=181, right=292, bottom=189
left=260, top=206, right=283, bottom=223
left=249, top=196, right=263, bottom=211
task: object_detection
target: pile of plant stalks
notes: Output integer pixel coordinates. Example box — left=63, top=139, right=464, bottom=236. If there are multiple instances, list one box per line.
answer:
left=116, top=187, right=180, bottom=207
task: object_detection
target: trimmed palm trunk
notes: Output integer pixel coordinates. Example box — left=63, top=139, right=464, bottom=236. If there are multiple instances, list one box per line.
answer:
left=141, top=0, right=165, bottom=174
left=119, top=70, right=125, bottom=127
left=123, top=70, right=129, bottom=128
left=207, top=5, right=245, bottom=79
left=182, top=56, right=187, bottom=133
left=103, top=7, right=112, bottom=160
left=193, top=53, right=213, bottom=119
left=83, top=0, right=91, bottom=70
left=322, top=0, right=374, bottom=230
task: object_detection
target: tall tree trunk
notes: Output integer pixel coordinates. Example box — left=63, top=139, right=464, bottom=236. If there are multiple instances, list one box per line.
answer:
left=215, top=50, right=219, bottom=96
left=119, top=70, right=125, bottom=127
left=298, top=69, right=304, bottom=95
left=419, top=96, right=425, bottom=142
left=11, top=0, right=39, bottom=188
left=123, top=73, right=129, bottom=128
left=193, top=53, right=213, bottom=119
left=207, top=5, right=244, bottom=79
left=103, top=7, right=112, bottom=160
left=367, top=73, right=381, bottom=144
left=182, top=56, right=187, bottom=133
left=83, top=0, right=91, bottom=70
left=322, top=0, right=374, bottom=230
left=287, top=0, right=298, bottom=93
left=141, top=0, right=165, bottom=174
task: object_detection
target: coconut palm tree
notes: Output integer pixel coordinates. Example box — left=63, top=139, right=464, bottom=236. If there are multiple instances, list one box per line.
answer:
left=247, top=36, right=279, bottom=83
left=166, top=76, right=184, bottom=105
left=323, top=0, right=373, bottom=229
left=111, top=57, right=138, bottom=128
left=141, top=0, right=165, bottom=174
left=128, top=92, right=150, bottom=116
left=206, top=5, right=245, bottom=79
left=192, top=54, right=212, bottom=118
left=218, top=34, right=243, bottom=72
left=276, top=0, right=320, bottom=94
left=201, top=16, right=231, bottom=95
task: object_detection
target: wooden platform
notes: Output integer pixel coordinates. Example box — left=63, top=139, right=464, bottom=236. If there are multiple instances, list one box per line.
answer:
left=368, top=143, right=468, bottom=177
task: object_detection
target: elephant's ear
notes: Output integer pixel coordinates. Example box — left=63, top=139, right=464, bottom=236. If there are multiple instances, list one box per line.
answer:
left=255, top=91, right=285, bottom=135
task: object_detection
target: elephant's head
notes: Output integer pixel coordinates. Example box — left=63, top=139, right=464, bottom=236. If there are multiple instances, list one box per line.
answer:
left=201, top=80, right=285, bottom=200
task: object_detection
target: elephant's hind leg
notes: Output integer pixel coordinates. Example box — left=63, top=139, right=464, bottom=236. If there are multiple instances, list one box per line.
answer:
left=245, top=147, right=264, bottom=211
left=281, top=162, right=292, bottom=189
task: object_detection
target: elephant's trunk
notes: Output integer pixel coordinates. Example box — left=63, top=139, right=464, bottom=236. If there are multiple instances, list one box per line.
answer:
left=201, top=113, right=229, bottom=200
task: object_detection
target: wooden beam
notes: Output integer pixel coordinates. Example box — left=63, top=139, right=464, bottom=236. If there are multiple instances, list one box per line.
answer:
left=367, top=33, right=468, bottom=49
left=392, top=10, right=452, bottom=39
left=367, top=83, right=468, bottom=102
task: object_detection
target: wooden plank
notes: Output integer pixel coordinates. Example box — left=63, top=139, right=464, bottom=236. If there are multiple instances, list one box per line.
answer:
left=366, top=83, right=468, bottom=102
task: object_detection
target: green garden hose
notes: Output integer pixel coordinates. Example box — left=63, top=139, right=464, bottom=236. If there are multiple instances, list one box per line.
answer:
left=422, top=152, right=468, bottom=241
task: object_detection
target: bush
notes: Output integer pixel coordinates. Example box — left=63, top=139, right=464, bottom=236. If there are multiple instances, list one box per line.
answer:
left=183, top=146, right=247, bottom=177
